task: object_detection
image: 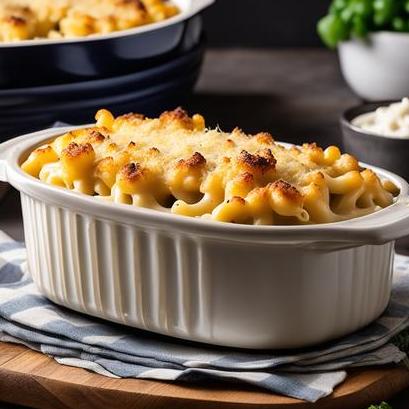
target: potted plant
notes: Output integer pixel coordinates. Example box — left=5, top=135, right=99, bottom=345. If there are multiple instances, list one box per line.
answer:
left=317, top=0, right=409, bottom=101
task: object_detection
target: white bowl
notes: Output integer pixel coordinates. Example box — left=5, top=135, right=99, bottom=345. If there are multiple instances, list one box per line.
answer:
left=2, top=127, right=409, bottom=349
left=338, top=32, right=409, bottom=101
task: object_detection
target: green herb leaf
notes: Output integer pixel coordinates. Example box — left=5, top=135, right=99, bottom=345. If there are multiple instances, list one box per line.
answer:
left=367, top=402, right=393, bottom=409
left=317, top=14, right=349, bottom=49
left=317, top=0, right=408, bottom=48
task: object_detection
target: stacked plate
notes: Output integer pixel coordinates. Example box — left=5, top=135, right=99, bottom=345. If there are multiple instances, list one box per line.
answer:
left=0, top=0, right=213, bottom=140
left=0, top=40, right=204, bottom=139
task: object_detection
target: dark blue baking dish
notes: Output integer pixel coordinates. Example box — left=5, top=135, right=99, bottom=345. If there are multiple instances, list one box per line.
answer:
left=0, top=0, right=213, bottom=88
left=0, top=38, right=205, bottom=110
left=0, top=57, right=202, bottom=139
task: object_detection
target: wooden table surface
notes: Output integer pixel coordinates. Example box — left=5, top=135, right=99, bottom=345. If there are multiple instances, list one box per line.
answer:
left=0, top=48, right=408, bottom=408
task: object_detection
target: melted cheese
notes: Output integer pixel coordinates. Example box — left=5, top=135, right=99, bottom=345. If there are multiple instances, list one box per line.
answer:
left=21, top=108, right=397, bottom=225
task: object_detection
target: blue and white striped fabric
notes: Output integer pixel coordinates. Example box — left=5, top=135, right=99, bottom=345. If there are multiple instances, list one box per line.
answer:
left=0, top=230, right=409, bottom=402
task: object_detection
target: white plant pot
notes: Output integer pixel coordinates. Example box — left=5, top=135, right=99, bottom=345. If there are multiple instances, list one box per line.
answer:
left=339, top=32, right=409, bottom=101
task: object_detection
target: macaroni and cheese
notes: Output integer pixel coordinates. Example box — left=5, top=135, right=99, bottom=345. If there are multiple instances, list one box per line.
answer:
left=0, top=0, right=179, bottom=42
left=21, top=108, right=397, bottom=225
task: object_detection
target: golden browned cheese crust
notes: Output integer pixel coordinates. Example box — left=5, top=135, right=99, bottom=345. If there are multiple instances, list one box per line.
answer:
left=177, top=152, right=207, bottom=169
left=5, top=15, right=26, bottom=25
left=0, top=0, right=179, bottom=42
left=63, top=142, right=93, bottom=158
left=238, top=149, right=276, bottom=175
left=118, top=162, right=144, bottom=183
left=21, top=108, right=398, bottom=225
left=270, top=180, right=303, bottom=203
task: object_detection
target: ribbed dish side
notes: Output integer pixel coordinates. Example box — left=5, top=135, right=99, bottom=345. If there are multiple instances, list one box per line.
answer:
left=21, top=193, right=212, bottom=340
left=20, top=193, right=395, bottom=349
left=329, top=243, right=394, bottom=337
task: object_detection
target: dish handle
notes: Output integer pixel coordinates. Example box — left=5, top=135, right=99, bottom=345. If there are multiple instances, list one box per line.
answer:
left=336, top=198, right=409, bottom=245
left=0, top=137, right=17, bottom=183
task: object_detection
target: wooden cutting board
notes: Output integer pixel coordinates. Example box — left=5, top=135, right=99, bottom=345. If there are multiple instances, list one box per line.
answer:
left=0, top=341, right=409, bottom=409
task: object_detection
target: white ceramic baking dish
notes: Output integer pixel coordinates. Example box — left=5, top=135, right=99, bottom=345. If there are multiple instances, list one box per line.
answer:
left=2, top=127, right=409, bottom=349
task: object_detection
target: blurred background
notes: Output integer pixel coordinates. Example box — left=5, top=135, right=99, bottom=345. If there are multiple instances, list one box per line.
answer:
left=204, top=0, right=327, bottom=47
left=187, top=0, right=350, bottom=147
left=0, top=0, right=347, bottom=148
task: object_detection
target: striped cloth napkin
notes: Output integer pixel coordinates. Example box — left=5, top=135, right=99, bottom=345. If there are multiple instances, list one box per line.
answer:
left=0, top=230, right=409, bottom=403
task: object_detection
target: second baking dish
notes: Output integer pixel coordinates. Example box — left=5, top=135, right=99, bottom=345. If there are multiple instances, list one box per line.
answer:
left=0, top=0, right=213, bottom=87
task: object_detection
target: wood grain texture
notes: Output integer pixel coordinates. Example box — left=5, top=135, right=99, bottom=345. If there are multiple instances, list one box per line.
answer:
left=1, top=342, right=409, bottom=409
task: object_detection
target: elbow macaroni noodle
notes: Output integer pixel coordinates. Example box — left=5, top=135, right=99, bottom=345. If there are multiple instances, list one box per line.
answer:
left=22, top=108, right=398, bottom=225
left=0, top=0, right=179, bottom=42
